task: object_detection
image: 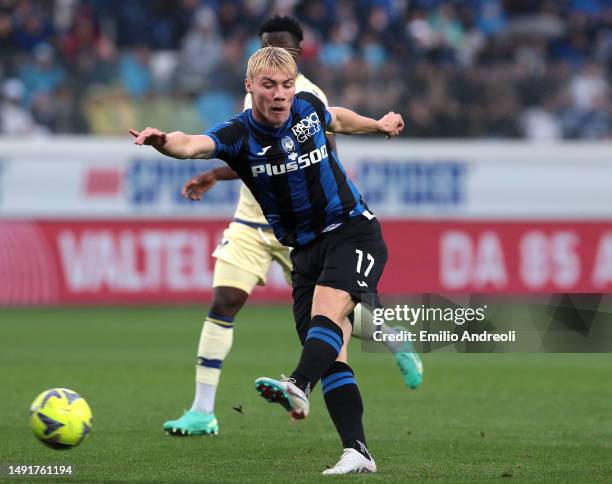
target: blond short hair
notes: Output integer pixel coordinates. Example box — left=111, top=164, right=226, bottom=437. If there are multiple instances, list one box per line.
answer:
left=246, top=46, right=297, bottom=80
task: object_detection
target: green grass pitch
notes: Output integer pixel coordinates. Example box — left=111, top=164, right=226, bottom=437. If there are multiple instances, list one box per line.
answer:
left=1, top=306, right=611, bottom=483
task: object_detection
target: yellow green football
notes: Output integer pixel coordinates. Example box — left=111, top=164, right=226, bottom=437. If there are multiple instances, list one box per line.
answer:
left=30, top=388, right=92, bottom=449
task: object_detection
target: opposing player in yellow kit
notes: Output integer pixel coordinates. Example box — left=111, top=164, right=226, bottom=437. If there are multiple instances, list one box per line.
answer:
left=162, top=16, right=422, bottom=437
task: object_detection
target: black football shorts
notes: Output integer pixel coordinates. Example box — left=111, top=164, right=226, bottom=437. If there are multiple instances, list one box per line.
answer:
left=290, top=213, right=388, bottom=344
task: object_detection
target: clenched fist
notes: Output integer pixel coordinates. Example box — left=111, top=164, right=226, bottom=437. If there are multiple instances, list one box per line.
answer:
left=377, top=112, right=405, bottom=138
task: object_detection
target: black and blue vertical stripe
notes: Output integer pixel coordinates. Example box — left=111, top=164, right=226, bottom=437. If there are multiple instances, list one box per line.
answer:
left=205, top=91, right=368, bottom=247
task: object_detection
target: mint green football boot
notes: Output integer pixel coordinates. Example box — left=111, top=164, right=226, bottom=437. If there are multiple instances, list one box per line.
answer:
left=393, top=331, right=424, bottom=389
left=163, top=410, right=219, bottom=436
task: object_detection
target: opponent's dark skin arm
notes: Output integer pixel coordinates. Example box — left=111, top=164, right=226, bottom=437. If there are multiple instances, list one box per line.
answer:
left=182, top=166, right=239, bottom=201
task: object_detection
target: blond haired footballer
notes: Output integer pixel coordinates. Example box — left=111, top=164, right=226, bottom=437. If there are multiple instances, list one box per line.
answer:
left=134, top=18, right=421, bottom=474
left=131, top=43, right=405, bottom=475
left=161, top=15, right=422, bottom=440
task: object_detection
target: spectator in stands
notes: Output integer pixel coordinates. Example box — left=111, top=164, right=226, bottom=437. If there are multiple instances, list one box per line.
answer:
left=119, top=45, right=153, bottom=99
left=0, top=0, right=610, bottom=139
left=17, top=43, right=64, bottom=107
left=177, top=7, right=223, bottom=93
left=0, top=78, right=41, bottom=134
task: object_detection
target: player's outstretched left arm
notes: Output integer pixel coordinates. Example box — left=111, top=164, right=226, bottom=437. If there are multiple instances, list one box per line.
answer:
left=327, top=107, right=404, bottom=137
left=129, top=127, right=216, bottom=159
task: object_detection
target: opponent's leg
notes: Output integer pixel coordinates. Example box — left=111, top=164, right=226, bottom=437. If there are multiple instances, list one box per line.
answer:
left=163, top=286, right=247, bottom=436
left=352, top=304, right=423, bottom=389
left=164, top=257, right=260, bottom=436
left=191, top=286, right=248, bottom=414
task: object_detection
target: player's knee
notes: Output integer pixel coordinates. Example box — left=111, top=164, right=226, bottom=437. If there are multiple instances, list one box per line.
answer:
left=210, top=287, right=249, bottom=318
left=311, top=285, right=354, bottom=323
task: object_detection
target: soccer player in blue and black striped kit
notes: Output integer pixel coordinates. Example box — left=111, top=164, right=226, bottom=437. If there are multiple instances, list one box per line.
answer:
left=131, top=46, right=404, bottom=474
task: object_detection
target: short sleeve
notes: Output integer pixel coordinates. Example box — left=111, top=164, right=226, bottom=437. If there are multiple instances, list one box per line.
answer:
left=203, top=119, right=243, bottom=162
left=296, top=91, right=331, bottom=131
left=324, top=109, right=332, bottom=127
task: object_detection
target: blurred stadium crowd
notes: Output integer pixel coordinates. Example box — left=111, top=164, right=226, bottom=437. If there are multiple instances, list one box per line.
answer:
left=0, top=0, right=611, bottom=139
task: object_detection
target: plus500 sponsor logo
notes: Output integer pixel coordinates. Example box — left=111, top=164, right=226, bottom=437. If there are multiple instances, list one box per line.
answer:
left=251, top=146, right=328, bottom=177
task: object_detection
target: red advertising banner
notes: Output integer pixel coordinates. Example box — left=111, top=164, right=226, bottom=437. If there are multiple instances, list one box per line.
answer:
left=383, top=220, right=612, bottom=293
left=0, top=220, right=289, bottom=305
left=1, top=220, right=612, bottom=305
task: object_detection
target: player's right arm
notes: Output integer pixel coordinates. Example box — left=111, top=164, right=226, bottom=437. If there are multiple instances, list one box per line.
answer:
left=129, top=127, right=216, bottom=160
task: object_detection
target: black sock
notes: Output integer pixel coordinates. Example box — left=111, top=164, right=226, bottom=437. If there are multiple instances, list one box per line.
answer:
left=321, top=361, right=370, bottom=459
left=291, top=315, right=344, bottom=393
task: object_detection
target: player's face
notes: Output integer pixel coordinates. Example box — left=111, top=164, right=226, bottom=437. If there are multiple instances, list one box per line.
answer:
left=261, top=32, right=301, bottom=59
left=247, top=71, right=296, bottom=127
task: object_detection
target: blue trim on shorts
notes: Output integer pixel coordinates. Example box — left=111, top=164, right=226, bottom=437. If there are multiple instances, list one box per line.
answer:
left=233, top=218, right=272, bottom=229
